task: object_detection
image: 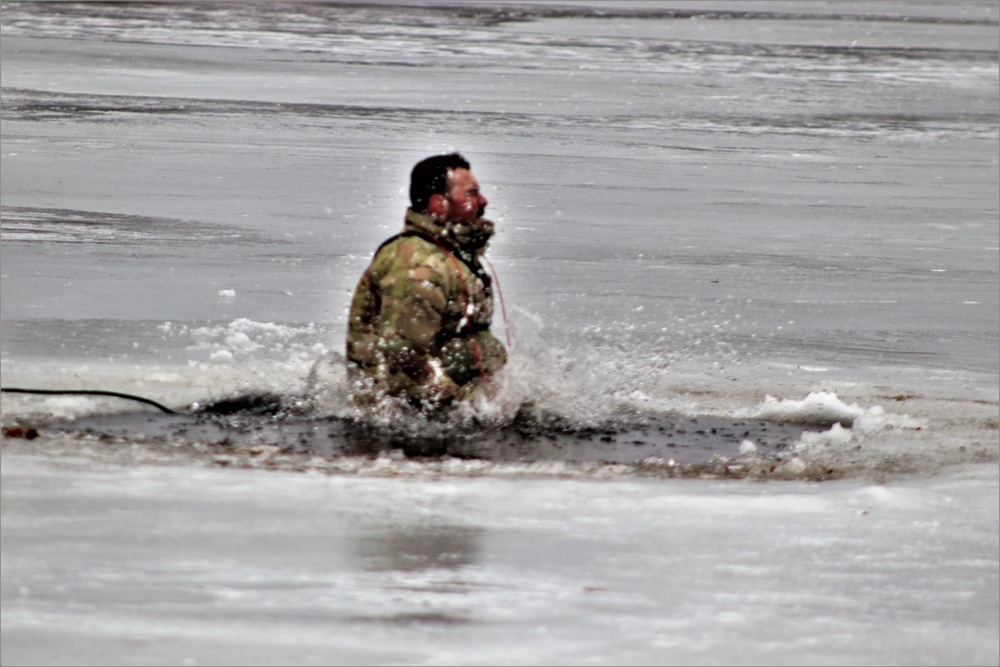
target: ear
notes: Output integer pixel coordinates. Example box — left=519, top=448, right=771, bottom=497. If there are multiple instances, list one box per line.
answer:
left=427, top=193, right=449, bottom=220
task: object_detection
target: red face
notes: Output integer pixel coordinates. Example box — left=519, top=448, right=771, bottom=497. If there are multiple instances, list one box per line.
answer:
left=440, top=168, right=488, bottom=225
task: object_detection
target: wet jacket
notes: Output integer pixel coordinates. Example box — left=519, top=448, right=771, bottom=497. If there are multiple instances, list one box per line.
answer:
left=346, top=208, right=507, bottom=406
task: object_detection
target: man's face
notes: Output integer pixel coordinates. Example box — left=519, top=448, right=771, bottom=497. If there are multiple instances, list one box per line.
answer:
left=442, top=168, right=488, bottom=225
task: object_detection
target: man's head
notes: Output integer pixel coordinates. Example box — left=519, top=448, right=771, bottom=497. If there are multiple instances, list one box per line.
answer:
left=410, top=153, right=488, bottom=226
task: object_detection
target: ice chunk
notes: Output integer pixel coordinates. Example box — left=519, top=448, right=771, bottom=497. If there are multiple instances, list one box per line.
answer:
left=209, top=349, right=234, bottom=364
left=795, top=423, right=853, bottom=449
left=224, top=332, right=254, bottom=350
left=750, top=391, right=864, bottom=426
left=745, top=391, right=926, bottom=436
left=854, top=405, right=925, bottom=433
left=776, top=457, right=807, bottom=475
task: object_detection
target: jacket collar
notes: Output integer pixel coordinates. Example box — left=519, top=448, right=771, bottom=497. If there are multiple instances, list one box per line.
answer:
left=404, top=208, right=493, bottom=258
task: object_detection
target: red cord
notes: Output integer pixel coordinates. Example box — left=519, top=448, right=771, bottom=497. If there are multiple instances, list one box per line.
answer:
left=482, top=255, right=511, bottom=350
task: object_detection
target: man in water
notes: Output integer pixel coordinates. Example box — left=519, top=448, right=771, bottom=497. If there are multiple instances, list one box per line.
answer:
left=346, top=153, right=507, bottom=409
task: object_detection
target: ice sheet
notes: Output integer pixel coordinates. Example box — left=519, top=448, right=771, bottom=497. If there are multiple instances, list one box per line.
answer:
left=2, top=2, right=997, bottom=664
left=2, top=455, right=997, bottom=666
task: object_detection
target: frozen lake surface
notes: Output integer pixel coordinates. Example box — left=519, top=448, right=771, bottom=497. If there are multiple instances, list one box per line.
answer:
left=2, top=454, right=997, bottom=667
left=2, top=1, right=998, bottom=665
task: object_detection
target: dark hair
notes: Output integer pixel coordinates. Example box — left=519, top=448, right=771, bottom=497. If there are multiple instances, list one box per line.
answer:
left=409, top=153, right=470, bottom=212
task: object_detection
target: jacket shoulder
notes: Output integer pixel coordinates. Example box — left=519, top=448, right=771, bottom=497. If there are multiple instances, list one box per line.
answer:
left=373, top=235, right=451, bottom=275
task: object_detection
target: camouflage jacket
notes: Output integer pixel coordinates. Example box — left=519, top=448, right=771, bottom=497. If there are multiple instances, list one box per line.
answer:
left=346, top=209, right=507, bottom=406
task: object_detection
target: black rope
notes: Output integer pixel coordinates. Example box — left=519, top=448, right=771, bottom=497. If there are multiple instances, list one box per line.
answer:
left=0, top=387, right=176, bottom=414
